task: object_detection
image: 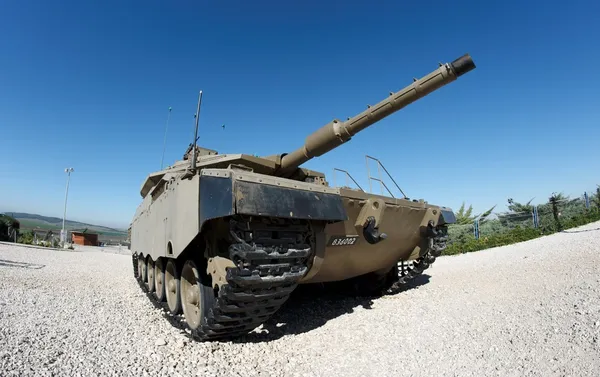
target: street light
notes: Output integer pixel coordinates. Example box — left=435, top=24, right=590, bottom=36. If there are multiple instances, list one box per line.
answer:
left=61, top=167, right=74, bottom=247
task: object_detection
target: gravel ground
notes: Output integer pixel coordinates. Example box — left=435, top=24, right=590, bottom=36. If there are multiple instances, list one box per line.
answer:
left=1, top=221, right=600, bottom=377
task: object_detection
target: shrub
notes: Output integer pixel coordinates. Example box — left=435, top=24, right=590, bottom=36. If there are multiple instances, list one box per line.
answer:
left=444, top=208, right=600, bottom=256
left=17, top=230, right=34, bottom=245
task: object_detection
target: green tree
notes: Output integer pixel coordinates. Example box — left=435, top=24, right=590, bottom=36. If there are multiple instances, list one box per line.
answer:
left=455, top=202, right=474, bottom=225
left=498, top=197, right=537, bottom=228
left=507, top=197, right=534, bottom=213
left=455, top=202, right=496, bottom=225
left=0, top=221, right=7, bottom=241
left=0, top=214, right=19, bottom=242
left=591, top=185, right=600, bottom=211
left=477, top=204, right=497, bottom=223
left=549, top=192, right=563, bottom=231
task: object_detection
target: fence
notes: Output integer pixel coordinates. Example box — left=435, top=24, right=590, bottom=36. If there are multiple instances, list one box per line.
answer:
left=448, top=188, right=600, bottom=243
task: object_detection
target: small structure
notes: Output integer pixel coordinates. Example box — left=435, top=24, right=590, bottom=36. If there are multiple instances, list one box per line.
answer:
left=71, top=231, right=99, bottom=246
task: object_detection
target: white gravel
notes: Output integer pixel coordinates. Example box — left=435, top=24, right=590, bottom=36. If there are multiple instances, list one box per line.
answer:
left=1, top=221, right=600, bottom=377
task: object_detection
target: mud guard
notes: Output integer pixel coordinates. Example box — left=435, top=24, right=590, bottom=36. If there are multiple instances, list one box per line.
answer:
left=199, top=175, right=347, bottom=228
left=199, top=175, right=235, bottom=227
left=438, top=208, right=457, bottom=225
left=234, top=180, right=347, bottom=220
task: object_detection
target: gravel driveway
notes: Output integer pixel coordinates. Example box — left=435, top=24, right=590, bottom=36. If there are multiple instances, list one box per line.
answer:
left=1, top=221, right=599, bottom=377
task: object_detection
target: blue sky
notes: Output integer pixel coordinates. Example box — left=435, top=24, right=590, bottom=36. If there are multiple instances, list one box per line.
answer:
left=1, top=0, right=599, bottom=229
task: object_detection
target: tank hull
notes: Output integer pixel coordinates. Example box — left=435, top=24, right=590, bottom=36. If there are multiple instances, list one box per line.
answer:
left=301, top=188, right=453, bottom=284
left=130, top=168, right=455, bottom=283
left=130, top=167, right=454, bottom=341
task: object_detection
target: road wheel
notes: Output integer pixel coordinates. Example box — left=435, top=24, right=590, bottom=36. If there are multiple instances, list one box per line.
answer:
left=146, top=257, right=155, bottom=293
left=165, top=259, right=182, bottom=314
left=180, top=259, right=214, bottom=331
left=154, top=258, right=166, bottom=302
left=139, top=254, right=147, bottom=283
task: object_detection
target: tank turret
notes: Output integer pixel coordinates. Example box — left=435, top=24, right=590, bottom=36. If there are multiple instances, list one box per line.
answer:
left=274, top=54, right=475, bottom=175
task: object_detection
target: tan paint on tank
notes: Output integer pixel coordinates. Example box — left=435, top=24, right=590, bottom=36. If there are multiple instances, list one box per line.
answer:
left=300, top=188, right=440, bottom=284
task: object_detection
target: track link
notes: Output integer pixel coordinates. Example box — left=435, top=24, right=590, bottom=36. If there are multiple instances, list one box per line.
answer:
left=134, top=216, right=315, bottom=341
left=390, top=221, right=449, bottom=289
left=132, top=252, right=139, bottom=279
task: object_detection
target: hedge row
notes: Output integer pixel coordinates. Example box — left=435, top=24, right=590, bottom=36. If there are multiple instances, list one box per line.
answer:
left=443, top=209, right=600, bottom=256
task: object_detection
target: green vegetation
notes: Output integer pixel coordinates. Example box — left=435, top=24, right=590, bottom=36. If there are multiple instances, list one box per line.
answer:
left=9, top=229, right=60, bottom=248
left=17, top=229, right=34, bottom=244
left=1, top=212, right=129, bottom=246
left=2, top=212, right=128, bottom=242
left=0, top=213, right=20, bottom=241
left=6, top=212, right=127, bottom=233
left=444, top=189, right=600, bottom=256
left=591, top=185, right=600, bottom=211
left=455, top=202, right=496, bottom=225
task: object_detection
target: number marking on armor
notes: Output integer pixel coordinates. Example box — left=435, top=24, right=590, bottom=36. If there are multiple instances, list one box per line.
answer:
left=328, top=236, right=359, bottom=246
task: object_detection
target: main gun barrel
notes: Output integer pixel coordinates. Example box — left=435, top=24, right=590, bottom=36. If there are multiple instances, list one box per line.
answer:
left=278, top=53, right=476, bottom=174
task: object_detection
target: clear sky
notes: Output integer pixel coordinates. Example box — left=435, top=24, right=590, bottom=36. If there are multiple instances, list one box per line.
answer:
left=1, top=0, right=599, bottom=229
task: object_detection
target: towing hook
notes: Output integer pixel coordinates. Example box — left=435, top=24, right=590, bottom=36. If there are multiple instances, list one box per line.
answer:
left=425, top=220, right=439, bottom=238
left=363, top=216, right=387, bottom=244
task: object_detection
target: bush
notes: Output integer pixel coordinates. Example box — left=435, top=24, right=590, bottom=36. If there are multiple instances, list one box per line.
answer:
left=562, top=209, right=600, bottom=229
left=0, top=214, right=19, bottom=241
left=444, top=208, right=600, bottom=256
left=444, top=226, right=542, bottom=255
left=17, top=230, right=34, bottom=245
left=0, top=222, right=7, bottom=241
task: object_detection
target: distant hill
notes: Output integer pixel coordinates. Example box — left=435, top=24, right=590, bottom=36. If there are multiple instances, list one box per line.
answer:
left=2, top=212, right=128, bottom=238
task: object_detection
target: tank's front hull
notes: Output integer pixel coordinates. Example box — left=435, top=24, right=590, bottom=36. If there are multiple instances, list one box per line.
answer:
left=300, top=188, right=455, bottom=284
left=129, top=168, right=349, bottom=341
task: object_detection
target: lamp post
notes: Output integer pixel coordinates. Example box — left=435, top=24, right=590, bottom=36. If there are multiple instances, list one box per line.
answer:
left=61, top=167, right=74, bottom=247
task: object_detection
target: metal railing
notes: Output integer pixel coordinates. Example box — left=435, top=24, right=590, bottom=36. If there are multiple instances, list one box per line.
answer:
left=365, top=155, right=407, bottom=198
left=332, top=168, right=364, bottom=191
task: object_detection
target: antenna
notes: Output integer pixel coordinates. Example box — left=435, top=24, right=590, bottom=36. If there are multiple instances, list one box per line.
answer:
left=190, top=90, right=203, bottom=171
left=160, top=106, right=172, bottom=170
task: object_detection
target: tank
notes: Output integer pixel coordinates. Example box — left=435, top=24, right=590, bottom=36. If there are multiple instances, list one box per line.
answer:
left=130, top=53, right=476, bottom=341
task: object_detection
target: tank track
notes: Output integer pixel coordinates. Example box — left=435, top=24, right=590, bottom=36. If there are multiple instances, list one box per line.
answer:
left=343, top=221, right=449, bottom=296
left=390, top=221, right=449, bottom=289
left=133, top=216, right=315, bottom=341
left=132, top=251, right=138, bottom=279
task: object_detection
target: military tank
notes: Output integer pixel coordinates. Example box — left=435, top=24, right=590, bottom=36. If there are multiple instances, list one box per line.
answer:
left=130, top=53, right=476, bottom=341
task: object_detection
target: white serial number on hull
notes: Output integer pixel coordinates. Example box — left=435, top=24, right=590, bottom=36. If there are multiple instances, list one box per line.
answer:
left=328, top=236, right=359, bottom=246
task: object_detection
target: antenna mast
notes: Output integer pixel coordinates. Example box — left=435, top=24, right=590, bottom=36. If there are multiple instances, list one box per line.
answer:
left=190, top=90, right=203, bottom=171
left=160, top=106, right=172, bottom=169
